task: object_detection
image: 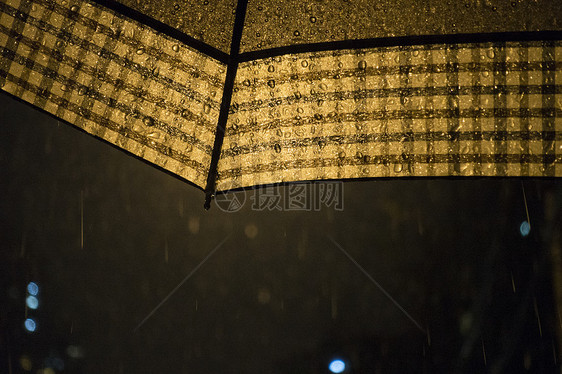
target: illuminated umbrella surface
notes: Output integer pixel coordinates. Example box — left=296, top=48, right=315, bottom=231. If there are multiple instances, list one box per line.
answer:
left=0, top=0, right=561, bottom=209
left=1, top=1, right=562, bottom=372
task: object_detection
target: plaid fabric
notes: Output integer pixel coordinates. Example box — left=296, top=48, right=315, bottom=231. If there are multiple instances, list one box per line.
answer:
left=0, top=0, right=560, bottom=194
left=216, top=42, right=562, bottom=191
left=0, top=0, right=226, bottom=189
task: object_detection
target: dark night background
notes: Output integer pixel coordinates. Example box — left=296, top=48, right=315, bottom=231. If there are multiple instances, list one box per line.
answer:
left=1, top=92, right=561, bottom=373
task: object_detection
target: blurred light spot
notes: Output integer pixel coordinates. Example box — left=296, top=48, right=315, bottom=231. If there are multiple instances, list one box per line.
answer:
left=27, top=282, right=39, bottom=296
left=40, top=368, right=55, bottom=374
left=520, top=221, right=530, bottom=237
left=26, top=295, right=39, bottom=309
left=188, top=216, right=200, bottom=234
left=66, top=345, right=85, bottom=359
left=24, top=318, right=36, bottom=332
left=329, top=359, right=346, bottom=373
left=245, top=223, right=258, bottom=239
left=257, top=288, right=271, bottom=304
left=19, top=355, right=32, bottom=371
left=45, top=356, right=65, bottom=371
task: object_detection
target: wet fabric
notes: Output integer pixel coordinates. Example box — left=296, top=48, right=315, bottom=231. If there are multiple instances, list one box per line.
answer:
left=0, top=0, right=226, bottom=188
left=0, top=0, right=560, bottom=197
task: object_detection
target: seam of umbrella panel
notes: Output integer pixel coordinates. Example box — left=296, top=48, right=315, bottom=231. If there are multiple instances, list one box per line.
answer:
left=215, top=42, right=562, bottom=191
left=0, top=0, right=561, bottom=193
left=0, top=0, right=227, bottom=189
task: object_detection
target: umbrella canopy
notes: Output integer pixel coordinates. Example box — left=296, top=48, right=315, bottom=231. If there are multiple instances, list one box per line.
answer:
left=0, top=0, right=561, bottom=208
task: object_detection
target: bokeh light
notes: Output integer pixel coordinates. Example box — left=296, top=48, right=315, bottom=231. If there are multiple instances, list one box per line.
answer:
left=26, top=295, right=39, bottom=309
left=19, top=355, right=32, bottom=371
left=24, top=318, right=36, bottom=332
left=27, top=282, right=39, bottom=296
left=329, top=359, right=346, bottom=373
left=520, top=221, right=531, bottom=237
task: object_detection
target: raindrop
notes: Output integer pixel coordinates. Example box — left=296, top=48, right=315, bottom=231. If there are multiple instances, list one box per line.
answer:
left=274, top=143, right=282, bottom=153
left=301, top=60, right=308, bottom=68
left=358, top=60, right=367, bottom=70
left=267, top=65, right=275, bottom=73
left=294, top=30, right=301, bottom=37
left=310, top=16, right=317, bottom=23
left=412, top=50, right=420, bottom=57
left=70, top=5, right=79, bottom=12
left=486, top=49, right=495, bottom=59
left=394, top=163, right=403, bottom=173
left=143, top=116, right=154, bottom=126
left=172, top=44, right=180, bottom=52
left=136, top=48, right=144, bottom=55
left=267, top=79, right=276, bottom=88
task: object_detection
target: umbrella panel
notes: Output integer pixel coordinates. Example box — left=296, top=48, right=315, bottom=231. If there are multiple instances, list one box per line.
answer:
left=0, top=0, right=227, bottom=189
left=240, top=0, right=562, bottom=53
left=217, top=42, right=561, bottom=191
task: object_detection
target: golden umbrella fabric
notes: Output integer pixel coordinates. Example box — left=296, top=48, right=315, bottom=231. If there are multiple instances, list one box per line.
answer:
left=0, top=0, right=561, bottom=209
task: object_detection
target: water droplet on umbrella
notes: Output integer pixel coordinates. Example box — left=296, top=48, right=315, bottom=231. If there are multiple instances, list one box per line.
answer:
left=274, top=143, right=282, bottom=153
left=394, top=163, right=403, bottom=173
left=143, top=116, right=154, bottom=126
left=78, top=86, right=86, bottom=95
left=294, top=30, right=300, bottom=37
left=358, top=60, right=367, bottom=70
left=136, top=48, right=144, bottom=55
left=486, top=49, right=495, bottom=59
left=319, top=83, right=328, bottom=91
left=172, top=44, right=180, bottom=52
left=70, top=5, right=79, bottom=12
left=268, top=65, right=275, bottom=73
left=267, top=79, right=276, bottom=88
left=55, top=40, right=64, bottom=48
left=412, top=50, right=420, bottom=57
left=60, top=84, right=69, bottom=92
left=203, top=103, right=211, bottom=114
left=301, top=60, right=308, bottom=68
left=338, top=151, right=346, bottom=158
left=310, top=16, right=317, bottom=23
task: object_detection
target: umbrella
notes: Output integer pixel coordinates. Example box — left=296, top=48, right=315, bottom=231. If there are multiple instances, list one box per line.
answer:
left=0, top=0, right=560, bottom=209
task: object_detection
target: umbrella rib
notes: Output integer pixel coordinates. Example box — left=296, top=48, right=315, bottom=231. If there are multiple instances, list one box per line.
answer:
left=90, top=0, right=229, bottom=64
left=204, top=0, right=249, bottom=209
left=238, top=30, right=562, bottom=62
